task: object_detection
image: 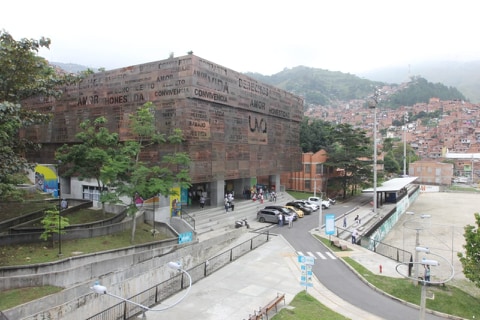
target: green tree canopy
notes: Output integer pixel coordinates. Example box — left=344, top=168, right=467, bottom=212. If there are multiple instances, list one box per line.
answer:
left=0, top=31, right=76, bottom=200
left=458, top=212, right=480, bottom=288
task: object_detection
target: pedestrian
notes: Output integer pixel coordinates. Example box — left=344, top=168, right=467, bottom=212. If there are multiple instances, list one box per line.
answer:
left=343, top=215, right=347, bottom=228
left=61, top=198, right=68, bottom=210
left=352, top=229, right=358, bottom=244
left=288, top=214, right=293, bottom=228
left=134, top=192, right=144, bottom=208
left=224, top=196, right=229, bottom=212
left=260, top=193, right=264, bottom=204
left=230, top=198, right=235, bottom=211
left=278, top=213, right=283, bottom=227
left=200, top=195, right=205, bottom=208
left=354, top=214, right=361, bottom=225
left=424, top=265, right=431, bottom=283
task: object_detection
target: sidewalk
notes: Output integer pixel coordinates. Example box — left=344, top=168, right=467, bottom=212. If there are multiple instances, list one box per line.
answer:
left=144, top=192, right=476, bottom=320
left=144, top=234, right=383, bottom=320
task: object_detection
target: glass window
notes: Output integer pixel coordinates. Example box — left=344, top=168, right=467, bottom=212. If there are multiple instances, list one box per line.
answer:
left=305, top=180, right=311, bottom=190
left=304, top=164, right=311, bottom=173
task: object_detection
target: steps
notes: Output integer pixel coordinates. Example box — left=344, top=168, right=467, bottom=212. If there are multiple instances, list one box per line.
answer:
left=186, top=192, right=294, bottom=238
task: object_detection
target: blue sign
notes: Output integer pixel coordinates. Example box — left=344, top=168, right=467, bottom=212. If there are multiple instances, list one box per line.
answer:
left=178, top=232, right=193, bottom=244
left=325, top=214, right=335, bottom=235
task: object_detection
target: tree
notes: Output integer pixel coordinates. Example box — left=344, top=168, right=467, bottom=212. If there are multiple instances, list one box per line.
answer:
left=39, top=205, right=70, bottom=248
left=299, top=117, right=334, bottom=153
left=102, top=102, right=192, bottom=243
left=323, top=123, right=374, bottom=198
left=0, top=31, right=77, bottom=200
left=56, top=117, right=119, bottom=214
left=458, top=212, right=480, bottom=288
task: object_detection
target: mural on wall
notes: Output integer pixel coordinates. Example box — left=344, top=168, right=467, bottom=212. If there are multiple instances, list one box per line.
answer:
left=35, top=165, right=59, bottom=197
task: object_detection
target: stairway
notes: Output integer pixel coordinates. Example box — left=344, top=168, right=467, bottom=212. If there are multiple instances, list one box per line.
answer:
left=183, top=192, right=294, bottom=238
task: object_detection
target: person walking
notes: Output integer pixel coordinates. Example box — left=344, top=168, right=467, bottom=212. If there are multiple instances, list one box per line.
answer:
left=224, top=196, right=229, bottom=212
left=288, top=214, right=293, bottom=228
left=278, top=213, right=284, bottom=227
left=229, top=198, right=235, bottom=211
left=352, top=229, right=358, bottom=244
left=343, top=215, right=347, bottom=228
left=200, top=195, right=205, bottom=209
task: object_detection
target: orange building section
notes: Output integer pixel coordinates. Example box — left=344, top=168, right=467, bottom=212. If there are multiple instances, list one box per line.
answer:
left=281, top=149, right=332, bottom=194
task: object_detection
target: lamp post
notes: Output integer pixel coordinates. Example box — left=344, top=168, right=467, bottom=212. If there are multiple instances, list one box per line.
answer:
left=57, top=160, right=62, bottom=257
left=403, top=112, right=408, bottom=177
left=396, top=247, right=454, bottom=320
left=91, top=261, right=192, bottom=319
left=403, top=214, right=431, bottom=286
left=368, top=90, right=379, bottom=216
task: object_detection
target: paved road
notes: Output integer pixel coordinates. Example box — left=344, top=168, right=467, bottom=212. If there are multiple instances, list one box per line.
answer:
left=273, top=198, right=445, bottom=320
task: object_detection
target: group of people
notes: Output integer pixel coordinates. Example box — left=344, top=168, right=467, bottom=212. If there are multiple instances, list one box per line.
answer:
left=277, top=213, right=294, bottom=228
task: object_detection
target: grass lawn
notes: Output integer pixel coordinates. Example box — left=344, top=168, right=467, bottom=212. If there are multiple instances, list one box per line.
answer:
left=0, top=221, right=168, bottom=266
left=272, top=291, right=349, bottom=320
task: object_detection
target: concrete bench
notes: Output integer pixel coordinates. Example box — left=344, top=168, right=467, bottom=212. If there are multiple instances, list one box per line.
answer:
left=332, top=240, right=348, bottom=251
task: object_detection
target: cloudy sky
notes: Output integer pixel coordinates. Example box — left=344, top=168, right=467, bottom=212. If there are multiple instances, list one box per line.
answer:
left=2, top=0, right=478, bottom=75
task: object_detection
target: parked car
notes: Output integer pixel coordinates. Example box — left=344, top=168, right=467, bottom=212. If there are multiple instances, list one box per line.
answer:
left=257, top=209, right=281, bottom=223
left=257, top=208, right=296, bottom=224
left=284, top=205, right=304, bottom=218
left=264, top=205, right=298, bottom=220
left=307, top=197, right=331, bottom=209
left=294, top=199, right=321, bottom=211
left=285, top=201, right=312, bottom=215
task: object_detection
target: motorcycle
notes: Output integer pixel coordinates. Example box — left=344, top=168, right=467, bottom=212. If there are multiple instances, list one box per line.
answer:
left=328, top=198, right=336, bottom=205
left=235, top=218, right=250, bottom=229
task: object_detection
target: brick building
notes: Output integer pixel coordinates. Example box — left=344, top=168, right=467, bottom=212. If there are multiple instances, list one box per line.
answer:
left=22, top=54, right=303, bottom=207
left=281, top=149, right=329, bottom=194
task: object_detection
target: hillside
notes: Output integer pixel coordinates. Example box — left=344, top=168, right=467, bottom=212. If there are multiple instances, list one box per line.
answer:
left=247, top=67, right=466, bottom=108
left=358, top=60, right=480, bottom=103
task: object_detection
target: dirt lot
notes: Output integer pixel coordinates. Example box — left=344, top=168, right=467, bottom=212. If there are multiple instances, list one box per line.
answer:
left=382, top=191, right=480, bottom=296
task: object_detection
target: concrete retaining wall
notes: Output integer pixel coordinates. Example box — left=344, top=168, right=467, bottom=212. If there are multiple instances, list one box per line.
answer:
left=2, top=228, right=244, bottom=320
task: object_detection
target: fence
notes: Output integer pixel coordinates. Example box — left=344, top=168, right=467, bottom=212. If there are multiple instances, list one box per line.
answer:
left=86, top=231, right=270, bottom=320
left=361, top=237, right=411, bottom=263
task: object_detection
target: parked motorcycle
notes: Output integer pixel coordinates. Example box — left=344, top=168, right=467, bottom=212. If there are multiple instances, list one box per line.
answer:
left=235, top=218, right=250, bottom=229
left=328, top=198, right=336, bottom=205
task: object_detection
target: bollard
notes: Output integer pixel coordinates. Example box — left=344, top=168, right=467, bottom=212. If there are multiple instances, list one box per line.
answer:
left=379, top=264, right=382, bottom=273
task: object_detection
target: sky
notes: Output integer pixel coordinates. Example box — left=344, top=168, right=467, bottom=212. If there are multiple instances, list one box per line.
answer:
left=2, top=0, right=479, bottom=76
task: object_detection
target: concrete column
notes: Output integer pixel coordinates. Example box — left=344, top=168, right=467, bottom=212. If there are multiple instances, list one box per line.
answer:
left=210, top=180, right=225, bottom=207
left=269, top=174, right=281, bottom=192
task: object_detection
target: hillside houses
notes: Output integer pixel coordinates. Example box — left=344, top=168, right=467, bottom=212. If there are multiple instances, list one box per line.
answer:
left=306, top=97, right=480, bottom=184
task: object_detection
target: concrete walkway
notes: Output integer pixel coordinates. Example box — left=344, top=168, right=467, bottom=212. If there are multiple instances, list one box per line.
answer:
left=144, top=192, right=479, bottom=319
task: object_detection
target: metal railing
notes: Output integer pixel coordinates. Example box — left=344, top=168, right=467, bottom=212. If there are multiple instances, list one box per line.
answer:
left=361, top=237, right=412, bottom=263
left=86, top=231, right=270, bottom=320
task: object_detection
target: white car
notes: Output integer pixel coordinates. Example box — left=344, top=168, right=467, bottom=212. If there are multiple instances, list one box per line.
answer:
left=293, top=200, right=320, bottom=211
left=307, top=197, right=330, bottom=209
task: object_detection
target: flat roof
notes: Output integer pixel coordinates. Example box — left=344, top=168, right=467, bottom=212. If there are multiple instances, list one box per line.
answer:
left=362, top=177, right=418, bottom=193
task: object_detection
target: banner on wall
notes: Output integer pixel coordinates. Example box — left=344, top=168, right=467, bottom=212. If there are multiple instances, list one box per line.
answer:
left=419, top=185, right=440, bottom=192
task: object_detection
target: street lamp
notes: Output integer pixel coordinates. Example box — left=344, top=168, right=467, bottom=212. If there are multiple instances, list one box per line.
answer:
left=403, top=214, right=431, bottom=286
left=368, top=90, right=380, bottom=216
left=396, top=247, right=454, bottom=320
left=91, top=261, right=192, bottom=319
left=57, top=160, right=62, bottom=257
left=403, top=120, right=406, bottom=177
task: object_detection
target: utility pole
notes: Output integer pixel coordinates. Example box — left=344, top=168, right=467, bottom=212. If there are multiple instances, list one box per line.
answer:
left=403, top=112, right=408, bottom=177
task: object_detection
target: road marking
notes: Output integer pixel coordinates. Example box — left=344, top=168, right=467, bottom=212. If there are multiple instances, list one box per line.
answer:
left=297, top=251, right=337, bottom=260
left=325, top=252, right=337, bottom=259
